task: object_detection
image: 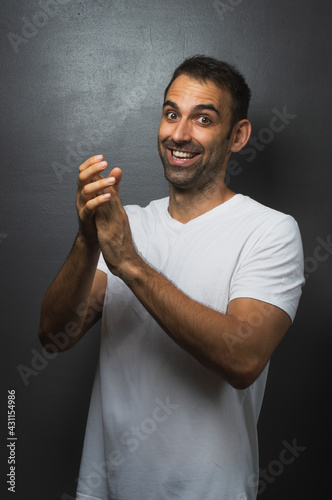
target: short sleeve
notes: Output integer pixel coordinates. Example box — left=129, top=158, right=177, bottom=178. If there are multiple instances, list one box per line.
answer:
left=229, top=215, right=305, bottom=322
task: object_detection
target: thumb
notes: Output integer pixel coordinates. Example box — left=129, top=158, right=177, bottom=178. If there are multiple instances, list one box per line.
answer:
left=108, top=168, right=122, bottom=193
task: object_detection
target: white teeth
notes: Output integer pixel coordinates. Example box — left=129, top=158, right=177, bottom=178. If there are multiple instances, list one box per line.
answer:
left=172, top=150, right=197, bottom=159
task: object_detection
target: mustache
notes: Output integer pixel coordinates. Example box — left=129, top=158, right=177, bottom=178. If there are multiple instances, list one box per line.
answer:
left=162, top=140, right=204, bottom=154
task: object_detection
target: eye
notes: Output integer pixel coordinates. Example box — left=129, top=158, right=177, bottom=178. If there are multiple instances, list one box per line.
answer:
left=197, top=116, right=212, bottom=125
left=166, top=111, right=178, bottom=120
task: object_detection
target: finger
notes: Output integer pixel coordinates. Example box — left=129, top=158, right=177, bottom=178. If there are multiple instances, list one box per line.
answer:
left=78, top=160, right=108, bottom=187
left=81, top=176, right=116, bottom=199
left=108, top=167, right=122, bottom=193
left=79, top=155, right=104, bottom=173
left=81, top=193, right=111, bottom=219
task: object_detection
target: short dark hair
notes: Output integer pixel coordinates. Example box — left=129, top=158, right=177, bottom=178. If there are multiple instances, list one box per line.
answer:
left=164, top=55, right=251, bottom=132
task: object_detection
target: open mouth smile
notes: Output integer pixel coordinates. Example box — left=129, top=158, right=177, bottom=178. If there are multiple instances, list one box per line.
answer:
left=167, top=148, right=201, bottom=165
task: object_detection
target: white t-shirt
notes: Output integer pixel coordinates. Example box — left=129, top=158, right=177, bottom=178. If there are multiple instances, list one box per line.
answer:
left=76, top=194, right=304, bottom=500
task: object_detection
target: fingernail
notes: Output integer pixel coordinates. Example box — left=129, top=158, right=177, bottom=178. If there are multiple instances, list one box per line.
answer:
left=107, top=177, right=116, bottom=183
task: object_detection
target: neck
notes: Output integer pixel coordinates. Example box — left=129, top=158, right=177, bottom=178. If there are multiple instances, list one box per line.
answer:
left=168, top=179, right=236, bottom=224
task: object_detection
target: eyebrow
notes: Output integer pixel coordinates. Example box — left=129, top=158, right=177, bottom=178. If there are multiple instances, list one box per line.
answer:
left=163, top=100, right=221, bottom=117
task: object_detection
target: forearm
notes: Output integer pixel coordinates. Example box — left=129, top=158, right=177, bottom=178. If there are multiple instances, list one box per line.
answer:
left=119, top=255, right=254, bottom=388
left=39, top=233, right=101, bottom=350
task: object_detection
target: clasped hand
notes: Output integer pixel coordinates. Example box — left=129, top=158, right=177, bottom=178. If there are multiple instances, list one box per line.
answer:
left=76, top=155, right=138, bottom=278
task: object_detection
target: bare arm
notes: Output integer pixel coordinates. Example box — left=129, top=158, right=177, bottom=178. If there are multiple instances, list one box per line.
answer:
left=117, top=254, right=289, bottom=389
left=94, top=184, right=291, bottom=389
left=39, top=155, right=118, bottom=352
left=38, top=237, right=106, bottom=351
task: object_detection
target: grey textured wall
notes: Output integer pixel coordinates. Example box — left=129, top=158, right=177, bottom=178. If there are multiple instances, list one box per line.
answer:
left=1, top=0, right=331, bottom=498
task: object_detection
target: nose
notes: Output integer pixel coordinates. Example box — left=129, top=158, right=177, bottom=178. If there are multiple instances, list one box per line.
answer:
left=171, top=118, right=192, bottom=144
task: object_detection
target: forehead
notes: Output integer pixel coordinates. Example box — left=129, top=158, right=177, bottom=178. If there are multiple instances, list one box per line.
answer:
left=165, top=74, right=232, bottom=111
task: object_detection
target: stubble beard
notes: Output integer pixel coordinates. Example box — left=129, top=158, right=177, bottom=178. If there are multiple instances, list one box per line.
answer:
left=157, top=137, right=230, bottom=194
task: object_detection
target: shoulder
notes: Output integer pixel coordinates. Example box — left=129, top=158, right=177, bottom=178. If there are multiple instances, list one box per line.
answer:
left=236, top=195, right=301, bottom=235
left=229, top=197, right=304, bottom=322
left=229, top=195, right=304, bottom=267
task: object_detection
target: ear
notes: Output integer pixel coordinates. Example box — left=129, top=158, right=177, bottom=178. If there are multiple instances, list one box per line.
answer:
left=229, top=119, right=251, bottom=153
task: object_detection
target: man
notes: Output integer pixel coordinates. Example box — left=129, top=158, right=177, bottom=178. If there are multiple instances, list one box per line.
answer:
left=39, top=55, right=304, bottom=499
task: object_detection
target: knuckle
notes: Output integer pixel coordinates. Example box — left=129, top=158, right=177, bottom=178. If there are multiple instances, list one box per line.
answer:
left=78, top=173, right=85, bottom=185
left=82, top=185, right=90, bottom=196
left=85, top=197, right=94, bottom=209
